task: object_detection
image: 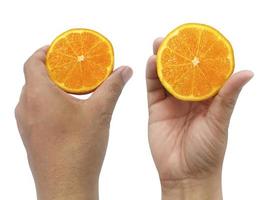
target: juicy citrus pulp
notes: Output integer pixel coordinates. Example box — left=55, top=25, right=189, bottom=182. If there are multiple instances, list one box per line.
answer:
left=157, top=23, right=235, bottom=101
left=46, top=29, right=114, bottom=94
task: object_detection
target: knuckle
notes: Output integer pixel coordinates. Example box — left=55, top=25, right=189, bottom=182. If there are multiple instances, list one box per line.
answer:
left=23, top=58, right=36, bottom=75
left=14, top=104, right=20, bottom=119
left=217, top=94, right=236, bottom=110
left=23, top=60, right=30, bottom=74
left=99, top=111, right=112, bottom=123
left=148, top=55, right=156, bottom=64
left=31, top=52, right=42, bottom=61
left=15, top=86, right=26, bottom=119
left=90, top=100, right=112, bottom=123
left=149, top=55, right=156, bottom=61
left=23, top=54, right=39, bottom=73
left=109, top=81, right=122, bottom=95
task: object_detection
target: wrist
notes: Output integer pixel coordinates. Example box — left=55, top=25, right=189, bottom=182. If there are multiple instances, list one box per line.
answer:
left=161, top=174, right=222, bottom=200
left=35, top=177, right=99, bottom=200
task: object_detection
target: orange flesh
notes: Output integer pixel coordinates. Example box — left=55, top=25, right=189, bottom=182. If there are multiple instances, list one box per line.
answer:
left=157, top=23, right=234, bottom=101
left=46, top=29, right=114, bottom=94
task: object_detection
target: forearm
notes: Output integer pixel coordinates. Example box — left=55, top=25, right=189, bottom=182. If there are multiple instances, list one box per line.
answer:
left=161, top=174, right=222, bottom=200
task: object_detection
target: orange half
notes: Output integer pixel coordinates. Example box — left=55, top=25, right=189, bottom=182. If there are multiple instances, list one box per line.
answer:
left=46, top=29, right=114, bottom=94
left=157, top=23, right=235, bottom=101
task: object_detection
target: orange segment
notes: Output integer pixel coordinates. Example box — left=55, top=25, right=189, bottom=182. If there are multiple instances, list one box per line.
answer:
left=46, top=29, right=114, bottom=94
left=157, top=23, right=234, bottom=101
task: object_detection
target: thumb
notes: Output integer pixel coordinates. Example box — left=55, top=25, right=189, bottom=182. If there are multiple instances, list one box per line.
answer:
left=208, top=70, right=254, bottom=124
left=91, top=66, right=133, bottom=113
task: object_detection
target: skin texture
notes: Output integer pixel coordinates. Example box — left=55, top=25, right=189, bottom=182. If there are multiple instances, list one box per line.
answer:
left=15, top=46, right=133, bottom=200
left=146, top=38, right=254, bottom=200
left=15, top=40, right=253, bottom=200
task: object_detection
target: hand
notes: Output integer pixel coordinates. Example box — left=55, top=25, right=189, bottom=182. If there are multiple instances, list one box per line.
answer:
left=15, top=46, right=133, bottom=200
left=146, top=38, right=253, bottom=200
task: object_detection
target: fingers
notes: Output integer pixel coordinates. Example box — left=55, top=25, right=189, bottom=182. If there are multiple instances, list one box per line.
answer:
left=146, top=38, right=166, bottom=107
left=146, top=55, right=165, bottom=92
left=153, top=37, right=164, bottom=55
left=91, top=66, right=133, bottom=114
left=24, top=45, right=50, bottom=84
left=33, top=45, right=50, bottom=62
left=208, top=70, right=254, bottom=123
left=146, top=55, right=159, bottom=82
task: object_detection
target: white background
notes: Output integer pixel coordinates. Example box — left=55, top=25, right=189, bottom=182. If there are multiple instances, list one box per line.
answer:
left=0, top=0, right=266, bottom=199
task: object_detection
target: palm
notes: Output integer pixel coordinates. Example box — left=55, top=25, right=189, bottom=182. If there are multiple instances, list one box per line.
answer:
left=146, top=38, right=253, bottom=181
left=148, top=95, right=226, bottom=180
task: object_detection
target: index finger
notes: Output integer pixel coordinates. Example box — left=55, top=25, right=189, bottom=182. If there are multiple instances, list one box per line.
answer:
left=146, top=38, right=167, bottom=107
left=23, top=45, right=50, bottom=84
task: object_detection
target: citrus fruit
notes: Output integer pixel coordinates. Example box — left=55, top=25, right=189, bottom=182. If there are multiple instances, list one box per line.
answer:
left=46, top=29, right=114, bottom=94
left=157, top=23, right=235, bottom=101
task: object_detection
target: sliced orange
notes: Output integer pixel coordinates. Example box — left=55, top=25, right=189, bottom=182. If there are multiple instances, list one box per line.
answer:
left=46, top=29, right=114, bottom=94
left=157, top=23, right=235, bottom=101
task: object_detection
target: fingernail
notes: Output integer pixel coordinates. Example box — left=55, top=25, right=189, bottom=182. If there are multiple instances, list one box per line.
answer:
left=121, top=66, right=133, bottom=83
left=247, top=70, right=254, bottom=78
left=245, top=70, right=255, bottom=83
left=114, top=66, right=124, bottom=72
